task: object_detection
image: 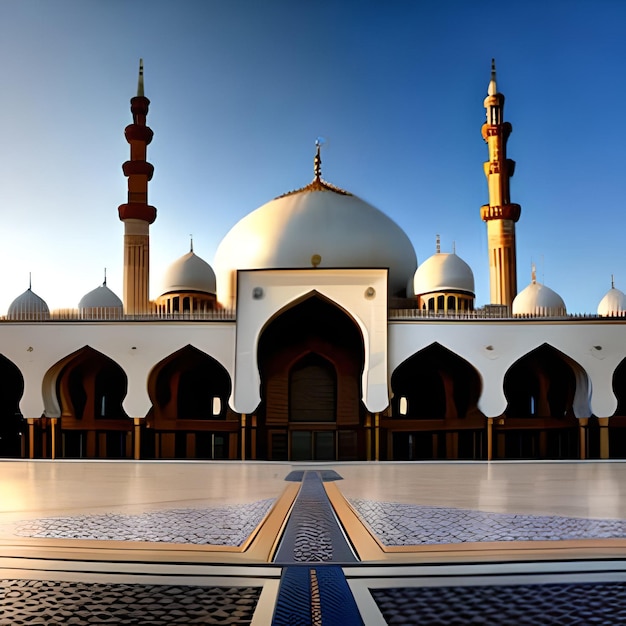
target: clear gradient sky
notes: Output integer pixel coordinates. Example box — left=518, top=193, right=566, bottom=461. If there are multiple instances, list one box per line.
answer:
left=0, top=0, right=623, bottom=314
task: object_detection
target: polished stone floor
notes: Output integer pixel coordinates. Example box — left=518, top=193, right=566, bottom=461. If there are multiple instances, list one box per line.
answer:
left=3, top=460, right=626, bottom=624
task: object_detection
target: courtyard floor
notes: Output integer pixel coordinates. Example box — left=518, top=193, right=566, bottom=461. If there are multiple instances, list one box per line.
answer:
left=2, top=460, right=626, bottom=624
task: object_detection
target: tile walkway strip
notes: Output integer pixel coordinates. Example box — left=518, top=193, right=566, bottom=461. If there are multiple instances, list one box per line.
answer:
left=272, top=471, right=364, bottom=624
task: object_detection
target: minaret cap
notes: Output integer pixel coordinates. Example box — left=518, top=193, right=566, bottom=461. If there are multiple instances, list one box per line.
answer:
left=137, top=58, right=144, bottom=97
left=487, top=58, right=497, bottom=96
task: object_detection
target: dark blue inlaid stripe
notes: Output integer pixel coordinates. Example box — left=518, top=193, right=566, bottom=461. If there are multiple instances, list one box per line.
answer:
left=285, top=469, right=343, bottom=483
left=271, top=566, right=365, bottom=626
left=272, top=471, right=363, bottom=624
left=272, top=567, right=311, bottom=626
left=274, top=471, right=356, bottom=564
left=316, top=566, right=364, bottom=626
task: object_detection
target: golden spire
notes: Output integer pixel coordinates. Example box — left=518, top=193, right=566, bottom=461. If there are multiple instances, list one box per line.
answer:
left=314, top=138, right=323, bottom=180
left=488, top=58, right=497, bottom=96
left=531, top=262, right=537, bottom=284
left=276, top=137, right=351, bottom=198
left=137, top=58, right=144, bottom=97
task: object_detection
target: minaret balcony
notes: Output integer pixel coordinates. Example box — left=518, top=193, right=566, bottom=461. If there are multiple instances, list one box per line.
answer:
left=481, top=122, right=512, bottom=141
left=122, top=160, right=154, bottom=180
left=125, top=124, right=154, bottom=144
left=129, top=95, right=150, bottom=116
left=480, top=203, right=521, bottom=222
left=118, top=202, right=157, bottom=224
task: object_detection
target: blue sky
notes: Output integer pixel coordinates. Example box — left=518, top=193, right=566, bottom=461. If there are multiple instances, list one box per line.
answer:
left=0, top=0, right=624, bottom=313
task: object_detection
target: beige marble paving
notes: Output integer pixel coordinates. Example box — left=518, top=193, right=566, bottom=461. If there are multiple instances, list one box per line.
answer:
left=4, top=460, right=626, bottom=547
left=0, top=460, right=291, bottom=526
left=335, top=461, right=626, bottom=519
left=4, top=460, right=626, bottom=525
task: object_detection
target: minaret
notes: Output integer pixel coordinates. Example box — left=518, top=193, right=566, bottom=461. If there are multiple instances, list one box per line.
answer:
left=480, top=59, right=521, bottom=308
left=118, top=59, right=157, bottom=315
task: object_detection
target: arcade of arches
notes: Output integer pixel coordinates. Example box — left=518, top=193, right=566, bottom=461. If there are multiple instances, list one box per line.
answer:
left=1, top=337, right=626, bottom=461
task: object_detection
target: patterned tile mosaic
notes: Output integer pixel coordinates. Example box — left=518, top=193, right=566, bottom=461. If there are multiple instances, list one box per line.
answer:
left=13, top=499, right=274, bottom=545
left=350, top=499, right=626, bottom=545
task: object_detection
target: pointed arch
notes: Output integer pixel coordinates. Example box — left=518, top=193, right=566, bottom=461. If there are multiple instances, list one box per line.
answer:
left=390, top=342, right=484, bottom=420
left=605, top=358, right=626, bottom=458
left=258, top=293, right=365, bottom=417
left=503, top=343, right=587, bottom=419
left=54, top=347, right=128, bottom=422
left=257, top=289, right=367, bottom=353
left=385, top=343, right=485, bottom=461
left=0, top=354, right=25, bottom=457
left=145, top=345, right=235, bottom=459
left=147, top=345, right=232, bottom=425
left=612, top=358, right=626, bottom=417
left=45, top=346, right=131, bottom=458
left=499, top=343, right=585, bottom=459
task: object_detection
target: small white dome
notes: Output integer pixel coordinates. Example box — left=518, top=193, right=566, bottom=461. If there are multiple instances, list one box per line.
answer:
left=598, top=287, right=625, bottom=317
left=512, top=281, right=566, bottom=317
left=214, top=180, right=417, bottom=306
left=79, top=283, right=123, bottom=310
left=413, top=252, right=475, bottom=296
left=7, top=288, right=50, bottom=320
left=161, top=250, right=216, bottom=296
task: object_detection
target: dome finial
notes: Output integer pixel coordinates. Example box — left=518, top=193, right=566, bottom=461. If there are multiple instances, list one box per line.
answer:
left=103, top=267, right=107, bottom=286
left=28, top=271, right=32, bottom=291
left=314, top=137, right=325, bottom=181
left=137, top=58, right=144, bottom=97
left=531, top=262, right=537, bottom=284
left=612, top=274, right=615, bottom=289
left=190, top=235, right=194, bottom=253
left=488, top=58, right=497, bottom=96
left=436, top=234, right=441, bottom=254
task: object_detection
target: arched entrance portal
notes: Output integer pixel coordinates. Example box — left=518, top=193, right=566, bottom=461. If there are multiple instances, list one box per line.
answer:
left=257, top=294, right=365, bottom=461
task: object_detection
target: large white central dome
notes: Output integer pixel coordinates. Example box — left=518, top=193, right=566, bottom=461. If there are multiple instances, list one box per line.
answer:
left=214, top=172, right=417, bottom=307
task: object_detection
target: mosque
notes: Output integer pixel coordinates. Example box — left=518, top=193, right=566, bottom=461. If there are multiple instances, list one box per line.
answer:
left=1, top=60, right=626, bottom=463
